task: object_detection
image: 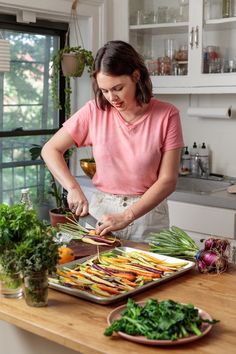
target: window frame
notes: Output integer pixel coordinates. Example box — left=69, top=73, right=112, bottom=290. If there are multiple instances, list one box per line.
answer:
left=0, top=14, right=68, bottom=139
left=0, top=15, right=69, bottom=205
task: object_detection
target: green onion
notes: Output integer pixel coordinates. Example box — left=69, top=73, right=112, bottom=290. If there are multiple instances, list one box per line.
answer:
left=149, top=226, right=199, bottom=260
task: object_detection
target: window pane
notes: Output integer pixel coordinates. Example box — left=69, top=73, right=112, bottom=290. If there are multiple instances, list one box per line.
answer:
left=0, top=20, right=66, bottom=210
left=2, top=30, right=59, bottom=131
left=0, top=135, right=52, bottom=205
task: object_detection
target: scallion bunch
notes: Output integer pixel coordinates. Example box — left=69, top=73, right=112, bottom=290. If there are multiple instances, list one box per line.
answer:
left=149, top=226, right=199, bottom=260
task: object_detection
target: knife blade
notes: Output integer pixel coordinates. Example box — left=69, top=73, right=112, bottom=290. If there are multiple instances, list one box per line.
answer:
left=79, top=214, right=98, bottom=229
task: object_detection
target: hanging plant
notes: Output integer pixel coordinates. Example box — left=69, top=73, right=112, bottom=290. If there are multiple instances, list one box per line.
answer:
left=51, top=46, right=93, bottom=119
left=51, top=0, right=94, bottom=118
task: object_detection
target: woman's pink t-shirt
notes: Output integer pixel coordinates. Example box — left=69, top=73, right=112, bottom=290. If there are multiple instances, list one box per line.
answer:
left=63, top=98, right=184, bottom=195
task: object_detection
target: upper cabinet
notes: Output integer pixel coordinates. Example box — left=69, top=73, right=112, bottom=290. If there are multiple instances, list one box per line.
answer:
left=128, top=0, right=236, bottom=93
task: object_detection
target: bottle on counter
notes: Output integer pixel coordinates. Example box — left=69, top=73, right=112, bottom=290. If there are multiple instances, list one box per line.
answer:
left=199, top=142, right=210, bottom=177
left=190, top=142, right=199, bottom=177
left=179, top=146, right=191, bottom=175
left=222, top=0, right=232, bottom=18
left=20, top=188, right=33, bottom=209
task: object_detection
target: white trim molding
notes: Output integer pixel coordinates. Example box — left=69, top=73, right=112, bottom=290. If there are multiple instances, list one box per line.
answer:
left=0, top=0, right=108, bottom=50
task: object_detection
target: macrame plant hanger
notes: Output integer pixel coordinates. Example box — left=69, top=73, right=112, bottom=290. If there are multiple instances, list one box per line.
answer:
left=65, top=0, right=84, bottom=49
left=61, top=0, right=87, bottom=78
left=59, top=0, right=94, bottom=118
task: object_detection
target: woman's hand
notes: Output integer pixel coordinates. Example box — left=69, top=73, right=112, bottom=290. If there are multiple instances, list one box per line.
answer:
left=67, top=187, right=89, bottom=216
left=95, top=208, right=135, bottom=236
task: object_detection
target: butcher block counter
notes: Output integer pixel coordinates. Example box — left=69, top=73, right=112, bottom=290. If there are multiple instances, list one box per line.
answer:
left=0, top=242, right=236, bottom=354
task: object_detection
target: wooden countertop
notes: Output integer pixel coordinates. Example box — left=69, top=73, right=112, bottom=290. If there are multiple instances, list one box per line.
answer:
left=0, top=243, right=236, bottom=354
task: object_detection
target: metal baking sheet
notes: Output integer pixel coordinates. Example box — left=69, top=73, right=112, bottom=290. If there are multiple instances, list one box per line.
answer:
left=49, top=247, right=195, bottom=305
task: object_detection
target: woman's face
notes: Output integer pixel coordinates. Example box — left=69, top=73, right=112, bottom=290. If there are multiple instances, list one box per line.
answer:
left=96, top=71, right=139, bottom=112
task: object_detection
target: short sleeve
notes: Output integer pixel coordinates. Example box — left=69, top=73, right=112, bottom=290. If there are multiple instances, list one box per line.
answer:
left=63, top=101, right=93, bottom=147
left=162, top=108, right=184, bottom=152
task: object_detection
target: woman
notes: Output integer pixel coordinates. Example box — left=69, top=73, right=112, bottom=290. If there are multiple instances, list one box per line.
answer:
left=42, top=40, right=184, bottom=242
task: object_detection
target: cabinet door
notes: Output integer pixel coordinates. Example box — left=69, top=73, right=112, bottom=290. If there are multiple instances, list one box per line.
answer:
left=128, top=0, right=191, bottom=93
left=168, top=200, right=236, bottom=239
left=190, top=0, right=236, bottom=89
left=128, top=0, right=236, bottom=93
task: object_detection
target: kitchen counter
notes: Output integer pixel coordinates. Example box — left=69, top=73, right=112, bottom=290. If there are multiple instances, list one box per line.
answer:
left=77, top=176, right=236, bottom=210
left=0, top=242, right=236, bottom=354
left=170, top=187, right=236, bottom=210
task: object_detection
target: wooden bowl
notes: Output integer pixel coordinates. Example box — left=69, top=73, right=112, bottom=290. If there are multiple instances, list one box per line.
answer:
left=80, top=159, right=96, bottom=178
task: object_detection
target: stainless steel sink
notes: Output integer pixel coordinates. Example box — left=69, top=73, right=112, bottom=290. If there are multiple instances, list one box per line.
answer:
left=176, top=176, right=232, bottom=194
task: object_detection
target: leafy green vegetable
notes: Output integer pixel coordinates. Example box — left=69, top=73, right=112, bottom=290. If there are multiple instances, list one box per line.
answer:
left=0, top=203, right=45, bottom=274
left=104, top=298, right=219, bottom=340
left=15, top=227, right=60, bottom=276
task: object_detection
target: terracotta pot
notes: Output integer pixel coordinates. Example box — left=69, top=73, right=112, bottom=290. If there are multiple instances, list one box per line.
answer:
left=49, top=208, right=79, bottom=227
left=61, top=53, right=85, bottom=77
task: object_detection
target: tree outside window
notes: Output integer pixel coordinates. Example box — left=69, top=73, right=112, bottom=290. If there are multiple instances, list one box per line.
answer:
left=0, top=17, right=67, bottom=210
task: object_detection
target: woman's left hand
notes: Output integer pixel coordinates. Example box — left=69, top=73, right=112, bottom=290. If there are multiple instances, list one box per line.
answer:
left=95, top=209, right=135, bottom=235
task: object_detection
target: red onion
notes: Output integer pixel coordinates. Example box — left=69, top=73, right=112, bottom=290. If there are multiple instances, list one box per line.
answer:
left=204, top=237, right=230, bottom=254
left=204, top=238, right=216, bottom=250
left=215, top=239, right=230, bottom=253
left=196, top=249, right=228, bottom=274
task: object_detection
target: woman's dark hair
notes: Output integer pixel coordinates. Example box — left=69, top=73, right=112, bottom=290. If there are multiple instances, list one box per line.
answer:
left=92, top=40, right=152, bottom=110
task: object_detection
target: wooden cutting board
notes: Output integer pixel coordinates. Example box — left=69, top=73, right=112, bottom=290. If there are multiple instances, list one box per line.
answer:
left=68, top=239, right=123, bottom=259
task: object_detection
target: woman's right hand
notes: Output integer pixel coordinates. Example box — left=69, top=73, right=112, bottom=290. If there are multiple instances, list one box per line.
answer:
left=67, top=187, right=89, bottom=216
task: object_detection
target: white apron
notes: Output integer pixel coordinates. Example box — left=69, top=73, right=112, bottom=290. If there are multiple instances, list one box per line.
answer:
left=89, top=190, right=169, bottom=243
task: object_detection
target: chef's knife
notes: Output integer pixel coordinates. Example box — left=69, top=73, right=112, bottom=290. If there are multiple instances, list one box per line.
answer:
left=79, top=214, right=98, bottom=229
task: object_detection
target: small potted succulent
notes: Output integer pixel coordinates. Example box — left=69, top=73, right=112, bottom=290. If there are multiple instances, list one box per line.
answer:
left=51, top=45, right=94, bottom=118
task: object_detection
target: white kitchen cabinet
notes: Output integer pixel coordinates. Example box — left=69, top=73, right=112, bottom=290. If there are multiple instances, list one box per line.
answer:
left=168, top=199, right=236, bottom=240
left=128, top=0, right=236, bottom=94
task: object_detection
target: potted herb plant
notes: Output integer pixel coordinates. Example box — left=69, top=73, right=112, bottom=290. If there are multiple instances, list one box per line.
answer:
left=15, top=224, right=60, bottom=307
left=0, top=203, right=44, bottom=298
left=51, top=45, right=94, bottom=118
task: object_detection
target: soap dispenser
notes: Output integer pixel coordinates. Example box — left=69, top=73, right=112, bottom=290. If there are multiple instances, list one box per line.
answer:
left=190, top=142, right=199, bottom=177
left=180, top=146, right=191, bottom=175
left=190, top=142, right=198, bottom=157
left=199, top=142, right=210, bottom=176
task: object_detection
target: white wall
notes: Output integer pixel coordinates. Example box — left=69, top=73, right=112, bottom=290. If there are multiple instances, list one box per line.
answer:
left=159, top=93, right=236, bottom=178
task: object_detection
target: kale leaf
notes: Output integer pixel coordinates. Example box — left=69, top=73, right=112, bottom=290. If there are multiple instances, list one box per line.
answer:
left=104, top=298, right=219, bottom=340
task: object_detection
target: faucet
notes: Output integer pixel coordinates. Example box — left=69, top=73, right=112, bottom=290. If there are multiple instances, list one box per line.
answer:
left=197, top=156, right=207, bottom=176
left=191, top=154, right=209, bottom=178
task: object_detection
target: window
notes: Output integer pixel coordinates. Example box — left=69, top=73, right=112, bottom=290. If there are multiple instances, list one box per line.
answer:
left=0, top=15, right=68, bottom=205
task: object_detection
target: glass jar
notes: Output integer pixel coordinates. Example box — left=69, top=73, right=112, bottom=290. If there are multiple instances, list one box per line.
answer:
left=207, top=45, right=220, bottom=60
left=175, top=45, right=188, bottom=61
left=164, top=39, right=178, bottom=60
left=158, top=57, right=171, bottom=75
left=222, top=0, right=232, bottom=18
left=157, top=6, right=168, bottom=23
left=23, top=271, right=48, bottom=307
left=205, top=0, right=222, bottom=20
left=179, top=0, right=189, bottom=22
left=0, top=271, right=23, bottom=298
left=145, top=59, right=158, bottom=75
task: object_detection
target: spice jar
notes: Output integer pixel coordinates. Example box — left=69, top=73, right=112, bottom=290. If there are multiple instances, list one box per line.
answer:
left=206, top=46, right=219, bottom=61
left=175, top=45, right=188, bottom=61
left=158, top=57, right=171, bottom=75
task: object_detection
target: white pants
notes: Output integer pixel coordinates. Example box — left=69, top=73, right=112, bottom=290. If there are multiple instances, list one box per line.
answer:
left=89, top=190, right=169, bottom=243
